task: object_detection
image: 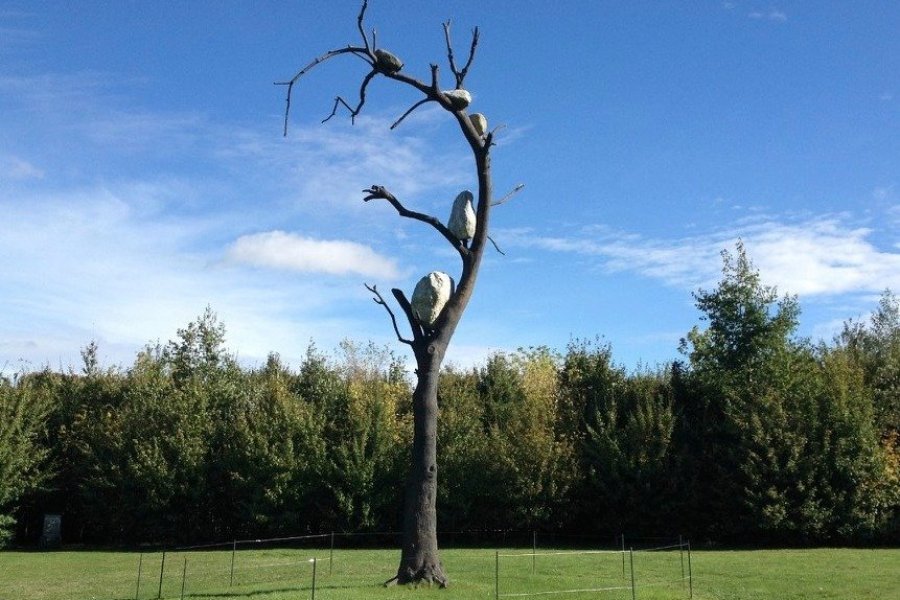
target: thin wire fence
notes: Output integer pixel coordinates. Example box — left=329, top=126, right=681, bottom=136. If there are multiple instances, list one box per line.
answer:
left=124, top=531, right=692, bottom=600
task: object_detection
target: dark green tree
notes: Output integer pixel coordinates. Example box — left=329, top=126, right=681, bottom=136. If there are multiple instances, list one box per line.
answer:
left=0, top=372, right=53, bottom=546
left=678, top=241, right=801, bottom=538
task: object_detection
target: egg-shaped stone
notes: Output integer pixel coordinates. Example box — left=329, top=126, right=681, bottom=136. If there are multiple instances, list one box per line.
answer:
left=411, top=271, right=454, bottom=328
left=374, top=49, right=403, bottom=73
left=443, top=89, right=472, bottom=110
left=448, top=190, right=476, bottom=240
left=469, top=113, right=487, bottom=137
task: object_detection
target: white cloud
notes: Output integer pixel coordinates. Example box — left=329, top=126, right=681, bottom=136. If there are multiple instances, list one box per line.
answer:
left=0, top=155, right=43, bottom=180
left=226, top=230, right=400, bottom=279
left=501, top=214, right=900, bottom=298
left=749, top=8, right=788, bottom=22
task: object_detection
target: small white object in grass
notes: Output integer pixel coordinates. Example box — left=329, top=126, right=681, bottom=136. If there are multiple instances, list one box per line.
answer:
left=411, top=271, right=454, bottom=328
left=448, top=190, right=476, bottom=240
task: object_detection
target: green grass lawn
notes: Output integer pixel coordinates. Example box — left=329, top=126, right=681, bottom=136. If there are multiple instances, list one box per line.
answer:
left=0, top=547, right=897, bottom=600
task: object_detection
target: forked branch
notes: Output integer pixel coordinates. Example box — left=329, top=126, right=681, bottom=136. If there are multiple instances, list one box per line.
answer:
left=366, top=284, right=413, bottom=345
left=443, top=20, right=480, bottom=88
left=362, top=185, right=470, bottom=259
left=322, top=69, right=378, bottom=123
left=275, top=46, right=372, bottom=135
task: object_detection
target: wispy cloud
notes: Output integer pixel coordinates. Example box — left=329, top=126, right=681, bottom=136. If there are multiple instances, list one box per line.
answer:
left=1, top=155, right=44, bottom=180
left=226, top=231, right=400, bottom=279
left=501, top=214, right=900, bottom=298
left=749, top=8, right=788, bottom=22
left=0, top=65, right=474, bottom=373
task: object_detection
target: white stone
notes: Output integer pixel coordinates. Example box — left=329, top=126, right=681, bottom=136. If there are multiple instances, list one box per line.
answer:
left=469, top=113, right=487, bottom=136
left=411, top=271, right=454, bottom=328
left=443, top=89, right=472, bottom=110
left=448, top=190, right=476, bottom=240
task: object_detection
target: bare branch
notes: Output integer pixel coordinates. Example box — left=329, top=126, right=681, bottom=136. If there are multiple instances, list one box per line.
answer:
left=487, top=235, right=506, bottom=256
left=442, top=21, right=480, bottom=88
left=459, top=27, right=480, bottom=84
left=362, top=185, right=470, bottom=259
left=366, top=284, right=413, bottom=345
left=322, top=69, right=377, bottom=124
left=391, top=98, right=432, bottom=130
left=357, top=0, right=374, bottom=58
left=391, top=288, right=423, bottom=342
left=491, top=183, right=525, bottom=207
left=442, top=21, right=459, bottom=85
left=275, top=46, right=371, bottom=135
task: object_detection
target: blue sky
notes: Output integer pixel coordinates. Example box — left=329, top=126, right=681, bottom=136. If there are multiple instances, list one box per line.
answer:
left=2, top=1, right=899, bottom=375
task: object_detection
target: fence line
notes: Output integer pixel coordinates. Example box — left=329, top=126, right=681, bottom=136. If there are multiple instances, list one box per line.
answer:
left=495, top=539, right=692, bottom=600
left=499, top=549, right=624, bottom=558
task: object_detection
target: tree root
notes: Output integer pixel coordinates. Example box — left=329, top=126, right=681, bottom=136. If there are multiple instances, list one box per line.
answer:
left=392, top=562, right=448, bottom=588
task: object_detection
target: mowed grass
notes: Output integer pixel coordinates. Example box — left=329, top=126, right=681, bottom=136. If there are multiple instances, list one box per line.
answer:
left=0, top=546, right=897, bottom=600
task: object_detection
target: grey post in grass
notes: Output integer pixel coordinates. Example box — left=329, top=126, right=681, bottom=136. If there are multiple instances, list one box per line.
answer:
left=621, top=534, right=626, bottom=578
left=680, top=535, right=686, bottom=588
left=532, top=531, right=536, bottom=574
left=310, top=557, right=318, bottom=600
left=629, top=548, right=636, bottom=600
left=157, top=551, right=166, bottom=600
left=230, top=540, right=236, bottom=586
left=180, top=557, right=187, bottom=600
left=135, top=552, right=143, bottom=600
left=494, top=551, right=500, bottom=600
left=329, top=532, right=335, bottom=575
left=687, top=541, right=693, bottom=599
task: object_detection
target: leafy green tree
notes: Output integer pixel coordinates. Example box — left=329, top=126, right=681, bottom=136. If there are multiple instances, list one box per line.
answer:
left=835, top=290, right=900, bottom=538
left=678, top=243, right=889, bottom=541
left=559, top=341, right=677, bottom=534
left=0, top=372, right=53, bottom=546
left=464, top=350, right=575, bottom=530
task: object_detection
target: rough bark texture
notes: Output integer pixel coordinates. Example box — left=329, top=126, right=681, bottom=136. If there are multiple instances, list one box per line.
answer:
left=395, top=351, right=447, bottom=586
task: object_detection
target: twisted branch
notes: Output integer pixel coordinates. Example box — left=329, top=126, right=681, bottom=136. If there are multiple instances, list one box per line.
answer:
left=366, top=284, right=413, bottom=345
left=362, top=185, right=470, bottom=259
left=322, top=69, right=377, bottom=123
left=391, top=98, right=432, bottom=130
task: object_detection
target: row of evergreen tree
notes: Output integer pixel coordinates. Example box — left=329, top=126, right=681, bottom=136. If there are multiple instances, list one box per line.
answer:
left=1, top=244, right=898, bottom=547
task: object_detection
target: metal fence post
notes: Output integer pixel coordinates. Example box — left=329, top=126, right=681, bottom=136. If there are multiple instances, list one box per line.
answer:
left=329, top=532, right=335, bottom=575
left=621, top=534, right=626, bottom=578
left=135, top=552, right=143, bottom=600
left=629, top=548, right=636, bottom=600
left=532, top=531, right=536, bottom=575
left=680, top=535, right=686, bottom=588
left=157, top=551, right=166, bottom=600
left=495, top=551, right=500, bottom=600
left=180, top=557, right=187, bottom=600
left=310, top=557, right=317, bottom=600
left=687, top=541, right=693, bottom=599
left=230, top=540, right=236, bottom=587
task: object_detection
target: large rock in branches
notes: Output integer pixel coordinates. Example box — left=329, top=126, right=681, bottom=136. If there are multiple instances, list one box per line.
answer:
left=374, top=49, right=403, bottom=73
left=469, top=113, right=487, bottom=137
left=443, top=89, right=472, bottom=110
left=448, top=190, right=476, bottom=240
left=411, top=271, right=453, bottom=328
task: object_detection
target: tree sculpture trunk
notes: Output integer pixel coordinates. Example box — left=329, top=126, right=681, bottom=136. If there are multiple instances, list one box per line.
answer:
left=278, top=0, right=509, bottom=587
left=397, top=350, right=446, bottom=584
